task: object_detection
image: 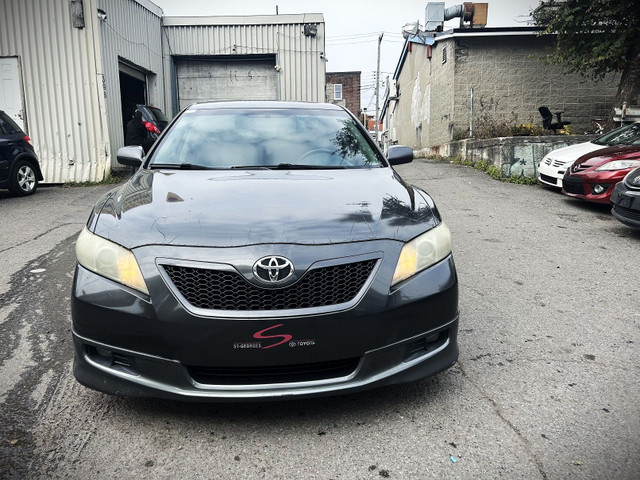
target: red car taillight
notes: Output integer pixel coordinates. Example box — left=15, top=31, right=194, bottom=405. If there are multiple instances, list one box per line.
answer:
left=143, top=121, right=161, bottom=134
left=23, top=135, right=32, bottom=145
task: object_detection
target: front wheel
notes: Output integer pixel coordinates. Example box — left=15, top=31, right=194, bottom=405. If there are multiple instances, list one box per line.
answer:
left=9, top=159, right=39, bottom=196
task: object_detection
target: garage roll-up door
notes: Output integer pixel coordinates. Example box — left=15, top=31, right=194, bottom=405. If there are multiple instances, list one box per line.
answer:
left=176, top=57, right=277, bottom=109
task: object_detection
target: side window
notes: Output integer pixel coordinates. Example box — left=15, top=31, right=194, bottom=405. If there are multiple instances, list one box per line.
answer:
left=334, top=84, right=343, bottom=101
left=0, top=120, right=5, bottom=135
left=0, top=113, right=18, bottom=134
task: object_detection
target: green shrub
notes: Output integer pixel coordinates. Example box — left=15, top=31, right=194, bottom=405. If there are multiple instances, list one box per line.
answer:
left=442, top=156, right=539, bottom=185
left=63, top=172, right=126, bottom=187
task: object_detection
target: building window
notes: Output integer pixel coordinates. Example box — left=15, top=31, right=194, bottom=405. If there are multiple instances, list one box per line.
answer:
left=334, top=84, right=343, bottom=100
left=442, top=46, right=447, bottom=64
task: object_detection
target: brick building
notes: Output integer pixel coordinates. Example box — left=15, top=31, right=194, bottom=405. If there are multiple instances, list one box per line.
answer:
left=326, top=71, right=361, bottom=117
left=382, top=27, right=619, bottom=152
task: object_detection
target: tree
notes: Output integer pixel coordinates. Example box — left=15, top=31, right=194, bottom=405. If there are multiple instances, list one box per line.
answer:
left=533, top=0, right=640, bottom=122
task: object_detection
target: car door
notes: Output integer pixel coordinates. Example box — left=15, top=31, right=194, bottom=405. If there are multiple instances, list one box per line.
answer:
left=0, top=116, right=13, bottom=182
left=0, top=112, right=25, bottom=183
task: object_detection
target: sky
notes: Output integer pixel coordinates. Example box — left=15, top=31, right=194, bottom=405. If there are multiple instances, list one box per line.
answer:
left=151, top=0, right=539, bottom=110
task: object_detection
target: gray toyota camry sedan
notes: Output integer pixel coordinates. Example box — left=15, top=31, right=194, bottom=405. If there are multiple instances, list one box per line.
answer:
left=72, top=101, right=459, bottom=401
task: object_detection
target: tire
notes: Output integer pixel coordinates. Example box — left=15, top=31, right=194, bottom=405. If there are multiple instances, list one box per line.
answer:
left=9, top=159, right=39, bottom=196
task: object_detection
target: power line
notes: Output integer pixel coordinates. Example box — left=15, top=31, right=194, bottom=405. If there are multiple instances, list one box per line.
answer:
left=327, top=38, right=404, bottom=45
left=326, top=30, right=404, bottom=40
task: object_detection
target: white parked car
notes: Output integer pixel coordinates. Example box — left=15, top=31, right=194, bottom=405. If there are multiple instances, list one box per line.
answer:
left=538, top=122, right=640, bottom=187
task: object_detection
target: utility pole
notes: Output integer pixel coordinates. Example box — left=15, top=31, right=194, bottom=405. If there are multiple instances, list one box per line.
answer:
left=375, top=32, right=383, bottom=144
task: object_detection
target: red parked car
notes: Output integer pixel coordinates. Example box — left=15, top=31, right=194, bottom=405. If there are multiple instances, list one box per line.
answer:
left=562, top=145, right=640, bottom=204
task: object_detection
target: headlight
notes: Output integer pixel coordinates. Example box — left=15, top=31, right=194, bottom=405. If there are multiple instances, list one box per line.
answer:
left=625, top=167, right=640, bottom=186
left=595, top=160, right=640, bottom=171
left=75, top=228, right=149, bottom=294
left=392, top=222, right=452, bottom=286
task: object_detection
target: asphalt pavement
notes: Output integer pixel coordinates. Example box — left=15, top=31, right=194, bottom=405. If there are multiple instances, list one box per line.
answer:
left=0, top=160, right=638, bottom=479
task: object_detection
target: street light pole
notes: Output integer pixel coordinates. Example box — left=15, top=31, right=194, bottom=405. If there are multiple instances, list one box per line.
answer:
left=375, top=32, right=383, bottom=145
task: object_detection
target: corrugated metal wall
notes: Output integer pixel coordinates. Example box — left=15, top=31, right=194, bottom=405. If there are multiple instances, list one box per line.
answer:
left=98, top=0, right=164, bottom=168
left=162, top=14, right=326, bottom=115
left=0, top=0, right=108, bottom=183
left=0, top=5, right=324, bottom=182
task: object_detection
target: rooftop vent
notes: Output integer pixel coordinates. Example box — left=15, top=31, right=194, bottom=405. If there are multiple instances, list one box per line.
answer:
left=425, top=2, right=488, bottom=31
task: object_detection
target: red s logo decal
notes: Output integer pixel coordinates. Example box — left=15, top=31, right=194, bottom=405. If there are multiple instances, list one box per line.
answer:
left=253, top=324, right=293, bottom=349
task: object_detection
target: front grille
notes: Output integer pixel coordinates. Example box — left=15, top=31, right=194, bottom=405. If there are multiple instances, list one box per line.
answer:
left=162, top=259, right=377, bottom=311
left=540, top=173, right=558, bottom=185
left=187, top=358, right=360, bottom=385
left=612, top=204, right=640, bottom=222
left=563, top=177, right=584, bottom=195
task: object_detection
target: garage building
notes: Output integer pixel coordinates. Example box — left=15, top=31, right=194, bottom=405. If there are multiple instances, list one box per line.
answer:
left=0, top=1, right=325, bottom=183
left=162, top=14, right=326, bottom=115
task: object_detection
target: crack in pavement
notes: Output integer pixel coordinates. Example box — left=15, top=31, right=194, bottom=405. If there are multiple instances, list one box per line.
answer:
left=0, top=223, right=83, bottom=255
left=457, top=361, right=549, bottom=480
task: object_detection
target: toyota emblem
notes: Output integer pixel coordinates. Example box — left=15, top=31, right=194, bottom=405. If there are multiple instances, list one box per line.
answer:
left=253, top=256, right=294, bottom=284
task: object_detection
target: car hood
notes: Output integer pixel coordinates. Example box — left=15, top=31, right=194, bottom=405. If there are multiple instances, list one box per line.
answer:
left=574, top=144, right=640, bottom=167
left=543, top=141, right=604, bottom=164
left=92, top=168, right=439, bottom=249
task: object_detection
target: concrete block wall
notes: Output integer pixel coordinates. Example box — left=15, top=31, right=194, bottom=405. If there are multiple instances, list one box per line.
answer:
left=390, top=31, right=619, bottom=152
left=453, top=36, right=619, bottom=140
left=436, top=135, right=599, bottom=178
left=427, top=40, right=457, bottom=146
left=393, top=40, right=456, bottom=150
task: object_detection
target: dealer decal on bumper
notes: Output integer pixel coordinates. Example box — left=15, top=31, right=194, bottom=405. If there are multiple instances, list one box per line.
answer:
left=233, top=324, right=316, bottom=350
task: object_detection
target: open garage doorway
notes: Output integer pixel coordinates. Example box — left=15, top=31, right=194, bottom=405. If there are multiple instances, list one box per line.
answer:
left=119, top=62, right=147, bottom=136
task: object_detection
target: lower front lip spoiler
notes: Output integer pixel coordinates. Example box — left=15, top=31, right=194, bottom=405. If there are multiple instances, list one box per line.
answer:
left=72, top=316, right=459, bottom=401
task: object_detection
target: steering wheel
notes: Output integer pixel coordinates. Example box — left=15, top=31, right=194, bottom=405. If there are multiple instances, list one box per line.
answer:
left=297, top=148, right=343, bottom=166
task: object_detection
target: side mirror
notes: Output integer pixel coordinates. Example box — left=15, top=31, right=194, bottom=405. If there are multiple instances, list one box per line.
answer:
left=387, top=145, right=413, bottom=165
left=117, top=146, right=144, bottom=167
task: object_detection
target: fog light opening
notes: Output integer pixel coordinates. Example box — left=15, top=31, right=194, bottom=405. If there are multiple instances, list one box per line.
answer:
left=87, top=345, right=139, bottom=376
left=95, top=347, right=111, bottom=358
left=593, top=184, right=605, bottom=194
left=403, top=330, right=448, bottom=363
left=425, top=332, right=440, bottom=343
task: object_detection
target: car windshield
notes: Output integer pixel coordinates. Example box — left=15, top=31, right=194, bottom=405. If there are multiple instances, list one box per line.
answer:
left=593, top=123, right=640, bottom=146
left=148, top=108, right=384, bottom=169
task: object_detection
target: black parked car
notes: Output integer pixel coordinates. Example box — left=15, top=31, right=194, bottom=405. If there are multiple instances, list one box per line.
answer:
left=136, top=104, right=169, bottom=139
left=72, top=101, right=459, bottom=401
left=0, top=110, right=43, bottom=196
left=611, top=166, right=640, bottom=229
left=124, top=104, right=170, bottom=154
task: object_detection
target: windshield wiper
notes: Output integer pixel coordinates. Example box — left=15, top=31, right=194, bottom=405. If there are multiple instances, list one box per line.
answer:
left=149, top=163, right=219, bottom=170
left=230, top=165, right=271, bottom=170
left=270, top=163, right=347, bottom=170
left=230, top=164, right=347, bottom=170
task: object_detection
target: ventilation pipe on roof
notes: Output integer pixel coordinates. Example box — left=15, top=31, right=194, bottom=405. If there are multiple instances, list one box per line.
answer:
left=444, top=4, right=469, bottom=22
left=425, top=2, right=488, bottom=31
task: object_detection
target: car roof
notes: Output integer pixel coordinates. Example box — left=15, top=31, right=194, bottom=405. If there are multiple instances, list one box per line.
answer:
left=187, top=101, right=346, bottom=112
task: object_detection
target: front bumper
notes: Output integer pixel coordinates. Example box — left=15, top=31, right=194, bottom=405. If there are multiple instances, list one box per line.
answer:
left=71, top=242, right=459, bottom=401
left=73, top=317, right=458, bottom=401
left=611, top=182, right=640, bottom=229
left=562, top=172, right=621, bottom=204
left=538, top=160, right=568, bottom=187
